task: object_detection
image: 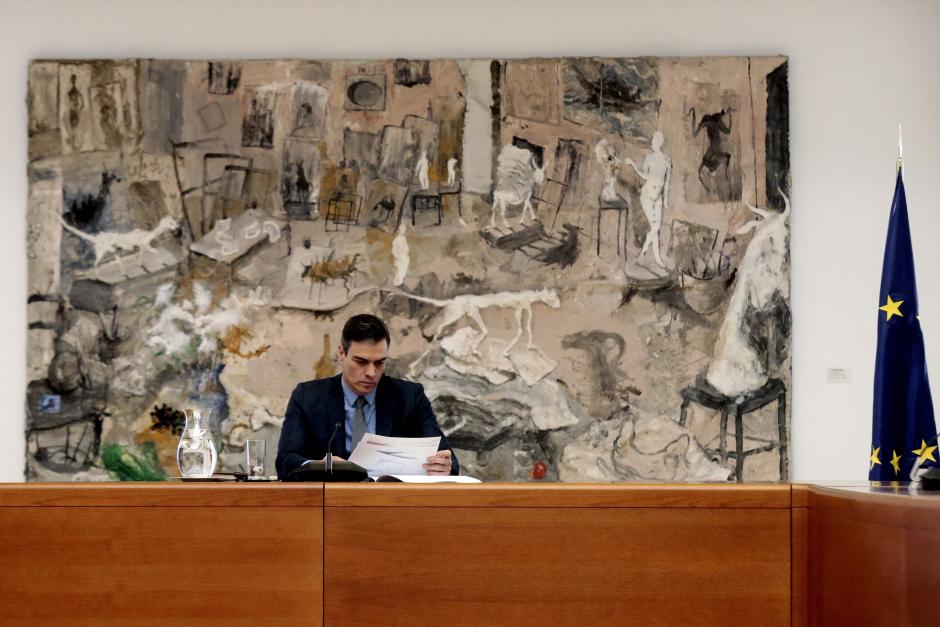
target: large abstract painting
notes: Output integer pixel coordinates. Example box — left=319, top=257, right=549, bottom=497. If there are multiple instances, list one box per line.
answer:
left=26, top=56, right=790, bottom=482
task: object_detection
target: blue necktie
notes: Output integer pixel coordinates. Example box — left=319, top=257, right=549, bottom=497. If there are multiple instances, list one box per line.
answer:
left=350, top=395, right=368, bottom=451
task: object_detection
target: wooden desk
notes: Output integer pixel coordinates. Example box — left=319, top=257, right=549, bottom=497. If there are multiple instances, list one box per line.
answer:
left=0, top=484, right=323, bottom=626
left=325, top=483, right=793, bottom=627
left=0, top=482, right=936, bottom=626
left=795, top=483, right=940, bottom=627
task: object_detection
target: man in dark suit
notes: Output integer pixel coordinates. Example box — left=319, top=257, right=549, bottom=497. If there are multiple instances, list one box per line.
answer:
left=276, top=314, right=458, bottom=479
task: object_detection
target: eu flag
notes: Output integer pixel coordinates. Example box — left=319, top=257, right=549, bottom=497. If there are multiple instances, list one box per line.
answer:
left=870, top=168, right=938, bottom=480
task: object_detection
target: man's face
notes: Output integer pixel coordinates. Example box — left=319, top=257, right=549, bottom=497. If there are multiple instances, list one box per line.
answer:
left=338, top=340, right=388, bottom=395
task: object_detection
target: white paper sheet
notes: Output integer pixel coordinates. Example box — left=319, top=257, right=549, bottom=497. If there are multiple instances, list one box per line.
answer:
left=348, top=434, right=441, bottom=476
left=379, top=475, right=481, bottom=483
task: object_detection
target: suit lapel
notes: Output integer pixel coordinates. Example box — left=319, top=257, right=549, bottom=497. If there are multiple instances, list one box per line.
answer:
left=374, top=377, right=398, bottom=437
left=327, top=375, right=349, bottom=457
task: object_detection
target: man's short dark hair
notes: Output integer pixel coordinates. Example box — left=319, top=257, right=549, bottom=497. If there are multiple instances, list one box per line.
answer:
left=341, top=314, right=391, bottom=352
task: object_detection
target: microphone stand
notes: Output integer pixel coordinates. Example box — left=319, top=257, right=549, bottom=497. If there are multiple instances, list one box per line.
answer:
left=285, top=422, right=367, bottom=482
left=325, top=422, right=341, bottom=475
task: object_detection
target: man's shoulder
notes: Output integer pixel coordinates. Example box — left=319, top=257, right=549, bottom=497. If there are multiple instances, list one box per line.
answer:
left=294, top=375, right=341, bottom=398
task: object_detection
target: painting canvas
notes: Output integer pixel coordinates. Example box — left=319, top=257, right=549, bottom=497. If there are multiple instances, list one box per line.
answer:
left=26, top=56, right=790, bottom=482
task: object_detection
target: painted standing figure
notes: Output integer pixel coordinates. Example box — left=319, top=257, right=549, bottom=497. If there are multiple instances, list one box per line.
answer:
left=415, top=150, right=430, bottom=191
left=625, top=131, right=671, bottom=268
left=66, top=73, right=85, bottom=152
left=688, top=107, right=733, bottom=185
left=446, top=157, right=458, bottom=187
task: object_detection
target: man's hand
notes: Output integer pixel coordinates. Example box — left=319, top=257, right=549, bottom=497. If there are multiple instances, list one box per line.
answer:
left=423, top=450, right=452, bottom=475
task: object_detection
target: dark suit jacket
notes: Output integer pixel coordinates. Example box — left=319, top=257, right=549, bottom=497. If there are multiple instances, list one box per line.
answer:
left=275, top=374, right=459, bottom=479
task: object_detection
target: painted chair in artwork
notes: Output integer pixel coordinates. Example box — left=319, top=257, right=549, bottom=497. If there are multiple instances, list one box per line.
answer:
left=438, top=182, right=462, bottom=219
left=325, top=194, right=362, bottom=232
left=597, top=194, right=629, bottom=257
left=410, top=192, right=443, bottom=226
left=532, top=176, right=568, bottom=230
left=677, top=377, right=787, bottom=482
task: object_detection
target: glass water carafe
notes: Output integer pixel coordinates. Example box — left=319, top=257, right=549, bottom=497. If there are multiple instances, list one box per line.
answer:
left=176, top=408, right=218, bottom=478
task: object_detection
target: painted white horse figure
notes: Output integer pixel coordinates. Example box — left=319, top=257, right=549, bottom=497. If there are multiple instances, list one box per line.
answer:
left=60, top=215, right=179, bottom=277
left=391, top=288, right=561, bottom=373
left=706, top=189, right=790, bottom=396
left=490, top=144, right=547, bottom=230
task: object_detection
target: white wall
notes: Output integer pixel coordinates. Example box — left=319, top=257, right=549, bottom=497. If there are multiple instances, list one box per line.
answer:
left=2, top=0, right=938, bottom=482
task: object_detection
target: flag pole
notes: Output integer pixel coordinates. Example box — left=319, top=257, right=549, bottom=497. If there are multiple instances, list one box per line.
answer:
left=897, top=123, right=903, bottom=173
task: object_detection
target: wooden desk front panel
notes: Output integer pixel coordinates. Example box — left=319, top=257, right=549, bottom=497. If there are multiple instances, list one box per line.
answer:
left=325, top=485, right=792, bottom=627
left=0, top=485, right=323, bottom=626
left=806, top=486, right=940, bottom=627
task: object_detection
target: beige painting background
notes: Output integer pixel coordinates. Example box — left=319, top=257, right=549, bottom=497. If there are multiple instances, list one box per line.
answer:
left=26, top=56, right=790, bottom=482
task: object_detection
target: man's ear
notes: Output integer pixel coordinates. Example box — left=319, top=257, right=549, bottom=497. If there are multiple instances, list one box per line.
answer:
left=336, top=344, right=345, bottom=361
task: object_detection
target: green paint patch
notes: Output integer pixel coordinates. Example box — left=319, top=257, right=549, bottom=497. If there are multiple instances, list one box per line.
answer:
left=101, top=442, right=168, bottom=481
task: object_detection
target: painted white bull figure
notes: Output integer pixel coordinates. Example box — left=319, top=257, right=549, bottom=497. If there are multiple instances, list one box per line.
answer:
left=706, top=190, right=790, bottom=396
left=490, top=144, right=546, bottom=230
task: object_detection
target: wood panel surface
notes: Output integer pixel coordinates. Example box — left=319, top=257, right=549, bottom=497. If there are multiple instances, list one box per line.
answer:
left=790, top=486, right=808, bottom=627
left=5, top=481, right=938, bottom=626
left=0, top=484, right=323, bottom=626
left=0, top=482, right=322, bottom=507
left=325, top=502, right=792, bottom=626
left=325, top=482, right=792, bottom=508
left=806, top=485, right=940, bottom=627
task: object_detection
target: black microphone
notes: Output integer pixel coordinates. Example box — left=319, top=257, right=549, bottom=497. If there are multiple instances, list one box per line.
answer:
left=287, top=422, right=366, bottom=482
left=325, top=422, right=342, bottom=474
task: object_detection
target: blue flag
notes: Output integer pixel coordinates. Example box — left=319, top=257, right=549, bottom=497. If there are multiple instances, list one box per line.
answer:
left=870, top=169, right=938, bottom=480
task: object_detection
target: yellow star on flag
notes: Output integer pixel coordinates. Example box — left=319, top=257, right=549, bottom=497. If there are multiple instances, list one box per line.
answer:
left=879, top=295, right=904, bottom=321
left=889, top=450, right=902, bottom=475
left=912, top=440, right=937, bottom=464
left=870, top=446, right=881, bottom=470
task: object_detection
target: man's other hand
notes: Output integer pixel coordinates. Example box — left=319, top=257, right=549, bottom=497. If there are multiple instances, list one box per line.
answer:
left=423, top=450, right=452, bottom=475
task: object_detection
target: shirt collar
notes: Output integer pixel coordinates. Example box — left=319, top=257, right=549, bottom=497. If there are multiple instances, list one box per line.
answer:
left=340, top=375, right=377, bottom=407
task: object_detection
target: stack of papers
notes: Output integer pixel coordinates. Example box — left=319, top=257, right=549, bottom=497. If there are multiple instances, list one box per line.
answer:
left=374, top=475, right=481, bottom=483
left=348, top=434, right=481, bottom=483
left=349, top=434, right=442, bottom=476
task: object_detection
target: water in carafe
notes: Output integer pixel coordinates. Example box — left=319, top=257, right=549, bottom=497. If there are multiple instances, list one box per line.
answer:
left=176, top=408, right=218, bottom=478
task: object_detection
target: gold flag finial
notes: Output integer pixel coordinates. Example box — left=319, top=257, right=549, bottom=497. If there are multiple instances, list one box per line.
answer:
left=897, top=123, right=903, bottom=173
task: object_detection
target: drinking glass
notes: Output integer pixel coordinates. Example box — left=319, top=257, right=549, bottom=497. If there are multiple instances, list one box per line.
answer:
left=246, top=439, right=266, bottom=480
